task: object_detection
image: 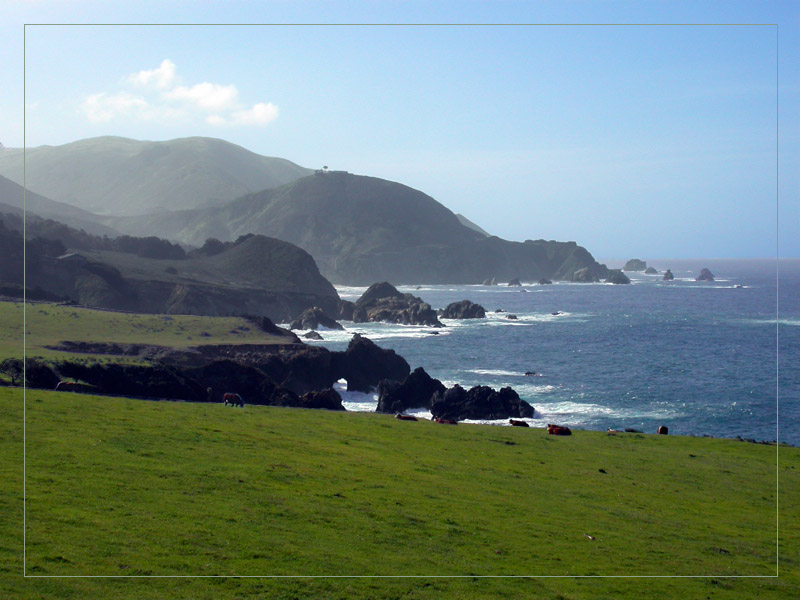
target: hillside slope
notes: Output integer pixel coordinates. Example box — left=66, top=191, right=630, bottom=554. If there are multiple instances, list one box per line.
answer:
left=110, top=172, right=610, bottom=285
left=0, top=136, right=312, bottom=216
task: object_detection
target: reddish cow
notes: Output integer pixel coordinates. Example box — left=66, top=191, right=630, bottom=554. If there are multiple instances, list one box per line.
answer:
left=547, top=423, right=572, bottom=436
left=395, top=414, right=418, bottom=421
left=434, top=418, right=458, bottom=425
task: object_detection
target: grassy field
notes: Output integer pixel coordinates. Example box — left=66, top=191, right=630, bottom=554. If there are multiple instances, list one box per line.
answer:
left=0, top=300, right=292, bottom=364
left=1, top=387, right=798, bottom=599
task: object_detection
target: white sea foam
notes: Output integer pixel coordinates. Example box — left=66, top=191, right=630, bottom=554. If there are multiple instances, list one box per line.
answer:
left=469, top=368, right=523, bottom=378
left=334, top=380, right=377, bottom=412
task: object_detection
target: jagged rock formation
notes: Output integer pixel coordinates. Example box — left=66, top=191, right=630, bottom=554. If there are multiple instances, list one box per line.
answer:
left=571, top=267, right=599, bottom=283
left=352, top=282, right=442, bottom=327
left=663, top=269, right=675, bottom=281
left=332, top=334, right=410, bottom=393
left=440, top=300, right=486, bottom=319
left=430, top=384, right=534, bottom=421
left=375, top=367, right=446, bottom=414
left=508, top=278, right=522, bottom=287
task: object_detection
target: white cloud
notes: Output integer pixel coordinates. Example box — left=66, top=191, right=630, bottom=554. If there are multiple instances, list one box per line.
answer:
left=207, top=102, right=280, bottom=127
left=128, top=59, right=177, bottom=89
left=82, top=60, right=278, bottom=128
left=165, top=82, right=239, bottom=112
left=82, top=92, right=148, bottom=123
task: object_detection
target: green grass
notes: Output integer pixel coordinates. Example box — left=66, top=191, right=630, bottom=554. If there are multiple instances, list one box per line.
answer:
left=0, top=300, right=292, bottom=362
left=1, top=387, right=798, bottom=598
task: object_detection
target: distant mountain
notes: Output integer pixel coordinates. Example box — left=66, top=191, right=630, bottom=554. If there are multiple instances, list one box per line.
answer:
left=0, top=174, right=119, bottom=237
left=0, top=136, right=312, bottom=216
left=456, top=213, right=490, bottom=236
left=108, top=172, right=610, bottom=285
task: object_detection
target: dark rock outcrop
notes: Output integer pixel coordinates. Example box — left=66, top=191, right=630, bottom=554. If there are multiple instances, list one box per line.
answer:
left=440, top=300, right=486, bottom=319
left=538, top=278, right=553, bottom=285
left=336, top=299, right=356, bottom=321
left=289, top=306, right=344, bottom=331
left=507, top=278, right=522, bottom=286
left=623, top=259, right=647, bottom=272
left=298, top=388, right=345, bottom=411
left=353, top=282, right=442, bottom=327
left=663, top=269, right=674, bottom=281
left=430, top=384, right=534, bottom=421
left=303, top=331, right=323, bottom=340
left=696, top=268, right=715, bottom=281
left=571, top=267, right=599, bottom=283
left=375, top=367, right=446, bottom=413
left=605, top=269, right=631, bottom=284
left=333, top=334, right=410, bottom=393
left=645, top=267, right=658, bottom=274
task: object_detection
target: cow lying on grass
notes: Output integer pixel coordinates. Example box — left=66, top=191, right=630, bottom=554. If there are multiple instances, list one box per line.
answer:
left=395, top=413, right=418, bottom=421
left=547, top=423, right=571, bottom=436
left=509, top=419, right=529, bottom=427
left=223, top=393, right=244, bottom=407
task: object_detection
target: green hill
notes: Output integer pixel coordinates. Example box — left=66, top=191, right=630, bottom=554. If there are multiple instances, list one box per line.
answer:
left=109, top=172, right=611, bottom=285
left=1, top=387, right=797, bottom=599
left=0, top=136, right=312, bottom=216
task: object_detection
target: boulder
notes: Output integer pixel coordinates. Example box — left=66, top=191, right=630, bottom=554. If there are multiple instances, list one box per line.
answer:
left=571, top=267, right=599, bottom=283
left=289, top=306, right=344, bottom=331
left=605, top=269, right=631, bottom=284
left=538, top=278, right=553, bottom=285
left=644, top=267, right=658, bottom=274
left=430, top=384, right=534, bottom=420
left=507, top=314, right=518, bottom=320
left=336, top=299, right=356, bottom=321
left=440, top=300, right=486, bottom=319
left=299, top=388, right=346, bottom=411
left=663, top=269, right=674, bottom=281
left=507, top=278, right=522, bottom=286
left=303, top=331, right=323, bottom=340
left=696, top=268, right=715, bottom=281
left=353, top=282, right=442, bottom=327
left=333, top=334, right=410, bottom=393
left=376, top=367, right=446, bottom=413
left=623, top=259, right=647, bottom=272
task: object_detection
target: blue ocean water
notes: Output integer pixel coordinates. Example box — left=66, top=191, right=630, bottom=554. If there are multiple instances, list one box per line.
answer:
left=295, top=259, right=799, bottom=445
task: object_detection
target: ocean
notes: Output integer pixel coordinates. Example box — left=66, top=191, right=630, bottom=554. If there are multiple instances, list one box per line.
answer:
left=286, top=258, right=798, bottom=446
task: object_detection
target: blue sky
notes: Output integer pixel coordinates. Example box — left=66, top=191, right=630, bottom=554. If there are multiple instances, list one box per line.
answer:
left=1, top=1, right=797, bottom=259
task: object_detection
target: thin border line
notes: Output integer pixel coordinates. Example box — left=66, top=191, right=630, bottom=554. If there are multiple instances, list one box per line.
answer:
left=22, top=21, right=27, bottom=580
left=21, top=22, right=781, bottom=580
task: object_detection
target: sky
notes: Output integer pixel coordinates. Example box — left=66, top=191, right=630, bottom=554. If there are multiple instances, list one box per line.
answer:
left=0, top=0, right=797, bottom=259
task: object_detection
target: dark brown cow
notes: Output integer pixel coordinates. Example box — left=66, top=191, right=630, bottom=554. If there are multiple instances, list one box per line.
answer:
left=547, top=423, right=572, bottom=436
left=434, top=418, right=458, bottom=425
left=223, top=393, right=244, bottom=407
left=657, top=425, right=669, bottom=435
left=395, top=414, right=418, bottom=421
left=509, top=419, right=529, bottom=427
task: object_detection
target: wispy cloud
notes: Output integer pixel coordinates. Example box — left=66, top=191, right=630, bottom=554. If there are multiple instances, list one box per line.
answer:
left=80, top=60, right=278, bottom=128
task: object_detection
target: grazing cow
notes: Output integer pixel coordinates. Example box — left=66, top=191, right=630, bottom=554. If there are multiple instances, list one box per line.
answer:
left=547, top=423, right=572, bottom=436
left=509, top=419, right=529, bottom=427
left=395, top=413, right=418, bottom=421
left=657, top=425, right=669, bottom=435
left=434, top=418, right=458, bottom=425
left=223, top=393, right=244, bottom=407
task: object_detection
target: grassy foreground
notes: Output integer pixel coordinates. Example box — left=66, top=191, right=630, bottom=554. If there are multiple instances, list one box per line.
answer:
left=1, top=388, right=798, bottom=598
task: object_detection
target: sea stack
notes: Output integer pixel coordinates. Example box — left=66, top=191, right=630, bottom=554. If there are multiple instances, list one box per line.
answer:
left=663, top=269, right=674, bottom=281
left=696, top=268, right=715, bottom=282
left=623, top=259, right=647, bottom=271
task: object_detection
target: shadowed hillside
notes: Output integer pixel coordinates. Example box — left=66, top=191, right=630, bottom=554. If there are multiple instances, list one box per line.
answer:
left=0, top=136, right=312, bottom=216
left=109, top=172, right=611, bottom=285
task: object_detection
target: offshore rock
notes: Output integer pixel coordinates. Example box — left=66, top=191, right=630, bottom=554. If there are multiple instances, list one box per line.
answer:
left=289, top=306, right=344, bottom=331
left=507, top=278, right=522, bottom=286
left=571, top=267, right=599, bottom=283
left=376, top=367, right=446, bottom=413
left=538, top=278, right=553, bottom=285
left=623, top=259, right=647, bottom=271
left=645, top=267, right=658, bottom=274
left=663, top=269, right=674, bottom=281
left=430, top=384, right=534, bottom=421
left=333, top=333, right=410, bottom=393
left=440, top=300, right=486, bottom=319
left=696, top=268, right=715, bottom=281
left=353, top=281, right=442, bottom=327
left=605, top=269, right=631, bottom=284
